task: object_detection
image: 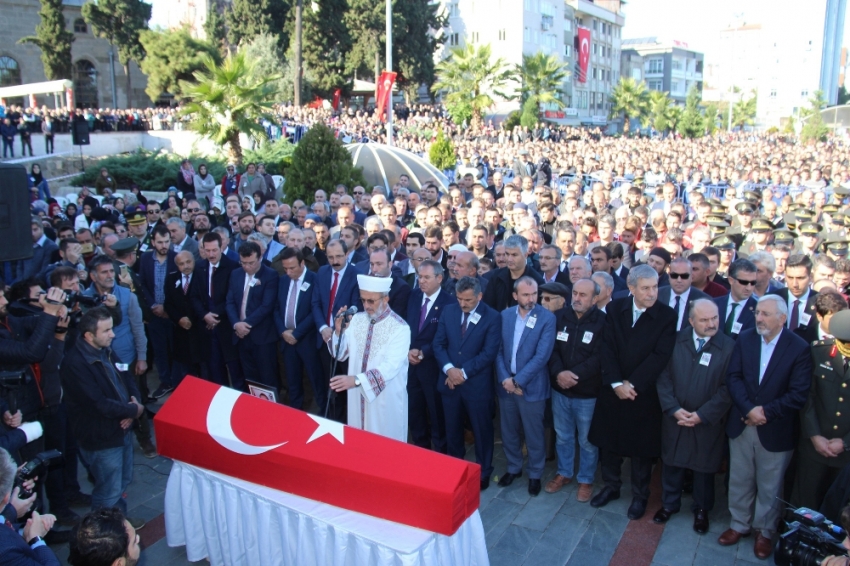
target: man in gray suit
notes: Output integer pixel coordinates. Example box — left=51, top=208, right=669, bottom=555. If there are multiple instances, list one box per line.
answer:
left=166, top=217, right=200, bottom=262
left=654, top=299, right=734, bottom=534
left=494, top=276, right=556, bottom=496
left=657, top=257, right=710, bottom=331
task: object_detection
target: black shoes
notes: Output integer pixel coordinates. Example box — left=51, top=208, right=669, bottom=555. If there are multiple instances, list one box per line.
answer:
left=693, top=508, right=710, bottom=534
left=480, top=478, right=490, bottom=491
left=590, top=486, right=620, bottom=508
left=627, top=498, right=648, bottom=520
left=653, top=508, right=678, bottom=524
left=497, top=471, right=523, bottom=487
left=150, top=385, right=174, bottom=400
left=528, top=479, right=541, bottom=496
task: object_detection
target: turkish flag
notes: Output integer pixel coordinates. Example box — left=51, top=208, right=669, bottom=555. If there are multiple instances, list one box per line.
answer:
left=332, top=88, right=341, bottom=111
left=155, top=377, right=480, bottom=535
left=375, top=70, right=397, bottom=122
left=577, top=27, right=591, bottom=84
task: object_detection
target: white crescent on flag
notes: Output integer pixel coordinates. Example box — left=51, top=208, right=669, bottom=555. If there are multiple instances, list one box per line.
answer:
left=206, top=387, right=288, bottom=455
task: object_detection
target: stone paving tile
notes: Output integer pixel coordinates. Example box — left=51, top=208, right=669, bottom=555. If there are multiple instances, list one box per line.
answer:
left=566, top=509, right=630, bottom=565
left=493, top=524, right=544, bottom=558
left=524, top=513, right=590, bottom=565
left=512, top=486, right=570, bottom=531
left=652, top=522, right=700, bottom=566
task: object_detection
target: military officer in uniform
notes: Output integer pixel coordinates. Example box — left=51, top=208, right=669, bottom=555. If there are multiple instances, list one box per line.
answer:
left=823, top=235, right=850, bottom=262
left=710, top=235, right=737, bottom=279
left=797, top=222, right=824, bottom=258
left=126, top=210, right=153, bottom=258
left=727, top=202, right=756, bottom=248
left=738, top=218, right=774, bottom=259
left=791, top=309, right=850, bottom=511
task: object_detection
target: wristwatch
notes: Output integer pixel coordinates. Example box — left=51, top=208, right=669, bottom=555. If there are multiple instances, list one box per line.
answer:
left=27, top=536, right=42, bottom=546
left=354, top=377, right=361, bottom=387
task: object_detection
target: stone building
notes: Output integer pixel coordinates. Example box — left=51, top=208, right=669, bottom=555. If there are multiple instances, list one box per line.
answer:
left=0, top=0, right=149, bottom=109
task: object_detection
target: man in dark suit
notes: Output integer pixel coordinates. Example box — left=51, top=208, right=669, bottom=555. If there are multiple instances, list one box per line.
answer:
left=368, top=249, right=410, bottom=317
left=588, top=264, right=677, bottom=520
left=433, top=276, right=502, bottom=490
left=796, top=289, right=847, bottom=345
left=406, top=260, right=454, bottom=452
left=483, top=235, right=544, bottom=311
left=654, top=300, right=734, bottom=534
left=164, top=251, right=202, bottom=384
left=166, top=217, right=201, bottom=262
left=225, top=241, right=279, bottom=390
left=590, top=245, right=628, bottom=294
left=191, top=232, right=242, bottom=388
left=769, top=253, right=818, bottom=340
left=273, top=247, right=326, bottom=411
left=16, top=217, right=59, bottom=283
left=311, top=240, right=362, bottom=422
left=718, top=295, right=812, bottom=560
left=539, top=244, right=573, bottom=287
left=138, top=225, right=177, bottom=398
left=0, top=448, right=60, bottom=565
left=714, top=259, right=759, bottom=339
left=657, top=257, right=710, bottom=331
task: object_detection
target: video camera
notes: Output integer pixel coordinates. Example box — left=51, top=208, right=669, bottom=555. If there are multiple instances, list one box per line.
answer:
left=0, top=368, right=25, bottom=414
left=14, top=450, right=62, bottom=499
left=775, top=507, right=848, bottom=566
left=61, top=291, right=105, bottom=309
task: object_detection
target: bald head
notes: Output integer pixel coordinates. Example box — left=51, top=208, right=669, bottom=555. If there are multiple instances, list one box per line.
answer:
left=689, top=299, right=720, bottom=338
left=175, top=251, right=195, bottom=275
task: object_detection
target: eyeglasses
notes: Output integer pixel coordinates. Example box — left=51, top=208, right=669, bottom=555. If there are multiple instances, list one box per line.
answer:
left=669, top=272, right=690, bottom=280
left=354, top=191, right=365, bottom=196
left=733, top=277, right=757, bottom=286
left=411, top=257, right=426, bottom=262
left=187, top=207, right=201, bottom=213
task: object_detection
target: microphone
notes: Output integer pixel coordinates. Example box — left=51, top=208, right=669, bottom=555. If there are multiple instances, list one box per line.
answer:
left=334, top=306, right=358, bottom=319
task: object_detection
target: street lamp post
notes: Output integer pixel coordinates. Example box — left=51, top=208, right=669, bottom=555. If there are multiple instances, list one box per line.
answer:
left=386, top=0, right=393, bottom=146
left=294, top=0, right=303, bottom=106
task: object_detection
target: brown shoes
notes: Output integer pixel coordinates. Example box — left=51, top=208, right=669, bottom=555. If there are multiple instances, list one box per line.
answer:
left=545, top=474, right=572, bottom=493
left=754, top=531, right=773, bottom=559
left=577, top=483, right=593, bottom=502
left=717, top=528, right=751, bottom=546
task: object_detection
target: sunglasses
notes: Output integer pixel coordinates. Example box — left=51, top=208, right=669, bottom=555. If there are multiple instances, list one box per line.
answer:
left=187, top=207, right=201, bottom=213
left=669, top=272, right=690, bottom=279
left=147, top=210, right=160, bottom=214
left=733, top=278, right=757, bottom=286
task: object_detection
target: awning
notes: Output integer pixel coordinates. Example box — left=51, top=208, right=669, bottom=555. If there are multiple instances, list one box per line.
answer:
left=0, top=80, right=73, bottom=98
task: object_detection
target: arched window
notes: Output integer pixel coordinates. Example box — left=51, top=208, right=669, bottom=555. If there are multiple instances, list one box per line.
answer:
left=74, top=18, right=87, bottom=33
left=73, top=60, right=98, bottom=108
left=0, top=56, right=22, bottom=88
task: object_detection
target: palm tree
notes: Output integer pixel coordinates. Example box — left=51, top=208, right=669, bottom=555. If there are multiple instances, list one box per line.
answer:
left=432, top=43, right=515, bottom=130
left=732, top=94, right=757, bottom=128
left=665, top=105, right=684, bottom=133
left=516, top=52, right=570, bottom=108
left=180, top=52, right=279, bottom=166
left=608, top=77, right=649, bottom=135
left=648, top=90, right=672, bottom=133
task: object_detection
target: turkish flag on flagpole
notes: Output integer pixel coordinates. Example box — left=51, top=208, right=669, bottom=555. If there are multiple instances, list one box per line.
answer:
left=155, top=377, right=480, bottom=535
left=332, top=88, right=341, bottom=111
left=577, top=27, right=591, bottom=84
left=375, top=71, right=397, bottom=122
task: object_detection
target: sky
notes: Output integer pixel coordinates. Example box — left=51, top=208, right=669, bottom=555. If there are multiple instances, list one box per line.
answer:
left=621, top=0, right=849, bottom=66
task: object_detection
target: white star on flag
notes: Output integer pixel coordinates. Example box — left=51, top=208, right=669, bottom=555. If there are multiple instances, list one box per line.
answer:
left=307, top=414, right=345, bottom=444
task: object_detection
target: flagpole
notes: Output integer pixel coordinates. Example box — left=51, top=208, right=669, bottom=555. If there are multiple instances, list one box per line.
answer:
left=386, top=0, right=393, bottom=147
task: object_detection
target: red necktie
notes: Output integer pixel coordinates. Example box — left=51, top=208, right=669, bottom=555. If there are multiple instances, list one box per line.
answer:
left=327, top=271, right=339, bottom=325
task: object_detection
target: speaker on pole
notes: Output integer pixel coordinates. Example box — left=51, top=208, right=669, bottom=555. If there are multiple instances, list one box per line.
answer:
left=71, top=120, right=90, bottom=146
left=0, top=164, right=34, bottom=264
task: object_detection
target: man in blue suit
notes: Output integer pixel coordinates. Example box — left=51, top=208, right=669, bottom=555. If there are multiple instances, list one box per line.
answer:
left=225, top=241, right=279, bottom=390
left=191, top=232, right=242, bottom=388
left=494, top=277, right=556, bottom=496
left=433, top=276, right=502, bottom=490
left=718, top=295, right=812, bottom=560
left=0, top=449, right=60, bottom=566
left=311, top=240, right=362, bottom=422
left=406, top=259, right=454, bottom=452
left=714, top=259, right=758, bottom=340
left=138, top=225, right=176, bottom=398
left=274, top=247, right=326, bottom=411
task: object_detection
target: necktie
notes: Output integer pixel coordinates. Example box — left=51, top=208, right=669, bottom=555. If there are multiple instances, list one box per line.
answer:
left=210, top=265, right=216, bottom=298
left=789, top=299, right=801, bottom=330
left=673, top=295, right=681, bottom=326
left=182, top=275, right=189, bottom=294
left=461, top=312, right=470, bottom=336
left=240, top=276, right=252, bottom=321
left=696, top=338, right=706, bottom=352
left=725, top=303, right=739, bottom=336
left=419, top=297, right=430, bottom=331
left=327, top=271, right=340, bottom=325
left=285, top=279, right=299, bottom=329
left=633, top=310, right=642, bottom=327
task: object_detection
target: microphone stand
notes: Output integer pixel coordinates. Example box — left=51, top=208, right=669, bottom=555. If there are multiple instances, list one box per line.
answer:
left=325, top=311, right=354, bottom=419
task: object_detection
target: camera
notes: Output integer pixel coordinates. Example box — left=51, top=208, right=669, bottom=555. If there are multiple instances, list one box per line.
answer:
left=775, top=507, right=848, bottom=566
left=14, top=450, right=63, bottom=499
left=63, top=291, right=104, bottom=309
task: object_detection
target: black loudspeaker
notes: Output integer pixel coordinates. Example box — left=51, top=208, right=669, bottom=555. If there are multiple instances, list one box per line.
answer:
left=71, top=120, right=90, bottom=146
left=0, top=164, right=34, bottom=263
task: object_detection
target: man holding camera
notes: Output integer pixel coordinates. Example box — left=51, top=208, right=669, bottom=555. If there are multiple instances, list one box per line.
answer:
left=61, top=307, right=145, bottom=529
left=0, top=447, right=60, bottom=566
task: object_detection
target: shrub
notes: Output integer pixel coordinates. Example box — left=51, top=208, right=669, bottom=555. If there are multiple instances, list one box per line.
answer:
left=428, top=129, right=456, bottom=171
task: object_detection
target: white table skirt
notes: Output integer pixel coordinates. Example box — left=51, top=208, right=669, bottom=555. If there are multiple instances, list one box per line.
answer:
left=165, top=461, right=490, bottom=566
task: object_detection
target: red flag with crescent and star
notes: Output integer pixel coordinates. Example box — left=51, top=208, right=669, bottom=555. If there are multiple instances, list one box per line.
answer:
left=154, top=376, right=480, bottom=535
left=577, top=27, right=591, bottom=84
left=375, top=70, right=397, bottom=122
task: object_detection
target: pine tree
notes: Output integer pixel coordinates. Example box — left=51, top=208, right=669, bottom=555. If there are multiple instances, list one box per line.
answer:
left=228, top=0, right=289, bottom=50
left=82, top=0, right=151, bottom=106
left=203, top=1, right=229, bottom=56
left=19, top=0, right=75, bottom=80
left=677, top=85, right=705, bottom=139
left=302, top=0, right=351, bottom=95
left=139, top=28, right=221, bottom=101
left=284, top=124, right=366, bottom=204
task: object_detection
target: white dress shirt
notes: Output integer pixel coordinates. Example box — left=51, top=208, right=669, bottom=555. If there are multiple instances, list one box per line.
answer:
left=283, top=270, right=307, bottom=329
left=669, top=288, right=691, bottom=330
left=759, top=332, right=781, bottom=383
left=786, top=288, right=810, bottom=328
left=319, top=264, right=348, bottom=333
left=421, top=287, right=441, bottom=320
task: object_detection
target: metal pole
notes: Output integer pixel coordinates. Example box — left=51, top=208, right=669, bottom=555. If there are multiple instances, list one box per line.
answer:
left=294, top=0, right=303, bottom=106
left=386, top=0, right=393, bottom=146
left=108, top=46, right=118, bottom=109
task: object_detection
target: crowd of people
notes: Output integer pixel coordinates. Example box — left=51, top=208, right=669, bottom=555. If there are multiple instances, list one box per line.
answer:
left=4, top=121, right=850, bottom=564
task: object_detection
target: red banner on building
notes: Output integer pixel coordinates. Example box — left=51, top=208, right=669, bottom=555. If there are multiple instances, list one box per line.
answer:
left=577, top=27, right=591, bottom=83
left=332, top=88, right=341, bottom=111
left=375, top=70, right=397, bottom=121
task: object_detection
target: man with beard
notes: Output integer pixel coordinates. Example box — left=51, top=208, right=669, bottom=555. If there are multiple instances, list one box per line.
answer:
left=229, top=211, right=256, bottom=256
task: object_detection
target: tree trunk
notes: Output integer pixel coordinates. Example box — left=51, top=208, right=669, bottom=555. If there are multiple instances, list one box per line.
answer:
left=124, top=63, right=132, bottom=107
left=623, top=114, right=630, bottom=135
left=229, top=131, right=243, bottom=167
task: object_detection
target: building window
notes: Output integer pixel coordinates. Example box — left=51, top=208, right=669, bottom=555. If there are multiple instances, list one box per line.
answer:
left=647, top=58, right=663, bottom=73
left=524, top=27, right=530, bottom=42
left=770, top=89, right=777, bottom=98
left=672, top=58, right=683, bottom=71
left=73, top=18, right=87, bottom=33
left=648, top=79, right=663, bottom=91
left=564, top=44, right=571, bottom=57
left=498, top=29, right=506, bottom=41
left=564, top=18, right=571, bottom=30
left=471, top=31, right=479, bottom=43
left=524, top=0, right=536, bottom=11
left=73, top=59, right=98, bottom=108
left=449, top=33, right=459, bottom=46
left=0, top=56, right=22, bottom=88
left=801, top=89, right=809, bottom=98
left=592, top=20, right=597, bottom=31
left=592, top=44, right=598, bottom=56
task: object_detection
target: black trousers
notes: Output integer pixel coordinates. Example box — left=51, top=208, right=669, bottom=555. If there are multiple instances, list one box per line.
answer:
left=662, top=463, right=716, bottom=512
left=600, top=448, right=653, bottom=501
left=44, top=134, right=53, bottom=154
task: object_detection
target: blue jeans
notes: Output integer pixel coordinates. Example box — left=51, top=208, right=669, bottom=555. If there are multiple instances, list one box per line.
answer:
left=78, top=432, right=133, bottom=513
left=552, top=393, right=598, bottom=485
